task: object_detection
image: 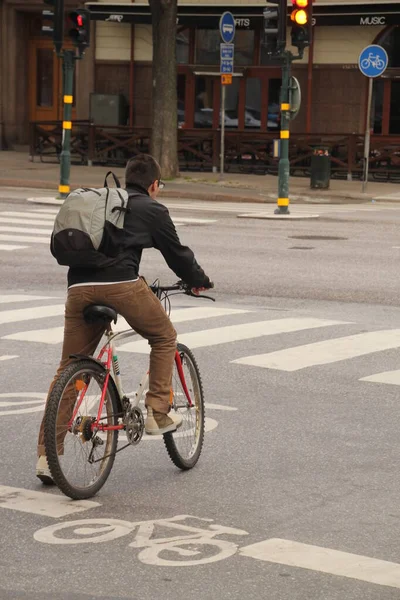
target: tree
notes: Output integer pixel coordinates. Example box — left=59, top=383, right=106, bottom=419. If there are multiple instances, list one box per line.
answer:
left=149, top=0, right=179, bottom=179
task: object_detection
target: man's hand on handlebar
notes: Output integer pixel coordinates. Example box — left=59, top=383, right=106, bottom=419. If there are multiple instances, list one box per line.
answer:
left=191, top=281, right=214, bottom=296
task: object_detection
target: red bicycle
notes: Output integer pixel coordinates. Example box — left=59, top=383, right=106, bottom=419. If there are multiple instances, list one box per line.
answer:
left=43, top=280, right=214, bottom=500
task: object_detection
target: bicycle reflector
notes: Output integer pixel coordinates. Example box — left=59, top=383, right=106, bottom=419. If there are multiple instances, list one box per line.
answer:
left=291, top=0, right=312, bottom=50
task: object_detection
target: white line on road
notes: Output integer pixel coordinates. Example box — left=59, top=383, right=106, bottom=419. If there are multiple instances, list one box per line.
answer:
left=118, top=318, right=348, bottom=354
left=239, top=538, right=400, bottom=589
left=0, top=234, right=49, bottom=244
left=1, top=211, right=56, bottom=220
left=0, top=245, right=28, bottom=251
left=0, top=295, right=56, bottom=304
left=360, top=369, right=400, bottom=385
left=169, top=216, right=217, bottom=224
left=0, top=485, right=100, bottom=518
left=31, top=209, right=60, bottom=215
left=3, top=306, right=249, bottom=344
left=0, top=355, right=18, bottom=362
left=233, top=329, right=400, bottom=371
left=0, top=217, right=56, bottom=227
left=0, top=304, right=64, bottom=325
left=0, top=226, right=52, bottom=235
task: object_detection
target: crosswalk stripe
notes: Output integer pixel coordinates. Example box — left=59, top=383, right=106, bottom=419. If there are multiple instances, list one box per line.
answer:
left=0, top=244, right=28, bottom=251
left=0, top=295, right=56, bottom=304
left=118, top=318, right=347, bottom=354
left=0, top=485, right=100, bottom=518
left=31, top=209, right=60, bottom=215
left=239, top=538, right=400, bottom=589
left=360, top=370, right=400, bottom=385
left=0, top=226, right=52, bottom=235
left=1, top=211, right=56, bottom=220
left=0, top=304, right=64, bottom=325
left=233, top=329, right=400, bottom=371
left=3, top=306, right=249, bottom=344
left=169, top=216, right=216, bottom=224
left=0, top=355, right=18, bottom=362
left=0, top=234, right=49, bottom=244
left=0, top=217, right=55, bottom=227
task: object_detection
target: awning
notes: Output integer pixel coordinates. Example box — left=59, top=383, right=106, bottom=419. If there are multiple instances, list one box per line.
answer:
left=85, top=2, right=400, bottom=27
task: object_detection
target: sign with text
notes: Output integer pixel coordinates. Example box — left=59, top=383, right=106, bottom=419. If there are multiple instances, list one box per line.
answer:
left=220, top=43, right=234, bottom=74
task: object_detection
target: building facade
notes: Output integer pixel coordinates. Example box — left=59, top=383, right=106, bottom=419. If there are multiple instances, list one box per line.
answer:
left=1, top=0, right=400, bottom=150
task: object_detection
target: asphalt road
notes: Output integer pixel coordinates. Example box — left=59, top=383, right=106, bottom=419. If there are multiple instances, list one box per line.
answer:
left=1, top=194, right=400, bottom=599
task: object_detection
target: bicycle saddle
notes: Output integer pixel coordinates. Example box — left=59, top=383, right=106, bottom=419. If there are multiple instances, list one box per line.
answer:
left=83, top=304, right=118, bottom=324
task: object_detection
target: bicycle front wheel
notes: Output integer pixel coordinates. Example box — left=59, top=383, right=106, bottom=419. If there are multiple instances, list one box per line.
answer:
left=44, top=359, right=120, bottom=500
left=164, top=343, right=205, bottom=470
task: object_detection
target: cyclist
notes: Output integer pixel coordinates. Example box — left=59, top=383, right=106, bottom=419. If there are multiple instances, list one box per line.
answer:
left=36, top=153, right=212, bottom=484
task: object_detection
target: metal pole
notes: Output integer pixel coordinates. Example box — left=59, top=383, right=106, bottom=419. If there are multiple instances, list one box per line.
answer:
left=362, top=77, right=373, bottom=193
left=275, top=51, right=291, bottom=215
left=220, top=82, right=226, bottom=179
left=59, top=50, right=75, bottom=199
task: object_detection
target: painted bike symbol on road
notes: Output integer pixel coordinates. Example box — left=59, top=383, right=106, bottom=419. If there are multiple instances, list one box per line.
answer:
left=34, top=514, right=249, bottom=566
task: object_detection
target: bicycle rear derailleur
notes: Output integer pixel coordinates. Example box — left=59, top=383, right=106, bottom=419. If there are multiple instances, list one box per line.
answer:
left=124, top=406, right=144, bottom=445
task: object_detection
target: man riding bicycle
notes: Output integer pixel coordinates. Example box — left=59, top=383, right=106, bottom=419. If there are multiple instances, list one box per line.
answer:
left=36, top=153, right=212, bottom=484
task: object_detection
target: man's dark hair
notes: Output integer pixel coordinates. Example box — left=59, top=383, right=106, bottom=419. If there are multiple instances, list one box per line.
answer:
left=125, top=154, right=161, bottom=190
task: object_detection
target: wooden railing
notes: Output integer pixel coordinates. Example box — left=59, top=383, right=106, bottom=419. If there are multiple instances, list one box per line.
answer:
left=29, top=121, right=400, bottom=181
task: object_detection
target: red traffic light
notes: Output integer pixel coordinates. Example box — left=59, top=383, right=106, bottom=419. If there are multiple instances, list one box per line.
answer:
left=76, top=14, right=83, bottom=27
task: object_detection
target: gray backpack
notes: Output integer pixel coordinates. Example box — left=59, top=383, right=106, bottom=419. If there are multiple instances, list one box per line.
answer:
left=51, top=172, right=130, bottom=268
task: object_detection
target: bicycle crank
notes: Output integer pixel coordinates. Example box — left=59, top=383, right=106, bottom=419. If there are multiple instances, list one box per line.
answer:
left=125, top=407, right=144, bottom=445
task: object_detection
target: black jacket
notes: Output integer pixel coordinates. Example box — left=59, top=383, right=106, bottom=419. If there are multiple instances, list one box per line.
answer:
left=68, top=184, right=210, bottom=288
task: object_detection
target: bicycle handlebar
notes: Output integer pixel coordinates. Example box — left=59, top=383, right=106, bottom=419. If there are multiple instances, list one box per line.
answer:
left=150, top=280, right=215, bottom=302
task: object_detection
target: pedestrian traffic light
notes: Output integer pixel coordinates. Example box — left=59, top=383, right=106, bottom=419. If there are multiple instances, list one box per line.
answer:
left=68, top=9, right=91, bottom=53
left=263, top=0, right=287, bottom=55
left=291, top=0, right=312, bottom=50
left=41, top=0, right=64, bottom=55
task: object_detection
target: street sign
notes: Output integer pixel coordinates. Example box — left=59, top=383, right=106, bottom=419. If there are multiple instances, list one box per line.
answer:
left=358, top=44, right=388, bottom=78
left=288, top=76, right=301, bottom=120
left=221, top=74, right=232, bottom=85
left=220, top=43, right=234, bottom=74
left=219, top=11, right=235, bottom=43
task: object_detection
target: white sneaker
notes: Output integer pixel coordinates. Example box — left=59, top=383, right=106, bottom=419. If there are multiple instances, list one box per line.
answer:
left=36, top=455, right=54, bottom=485
left=145, top=407, right=183, bottom=435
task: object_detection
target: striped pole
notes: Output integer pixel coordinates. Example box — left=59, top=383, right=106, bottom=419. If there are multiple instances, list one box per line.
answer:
left=275, top=52, right=291, bottom=215
left=58, top=50, right=75, bottom=199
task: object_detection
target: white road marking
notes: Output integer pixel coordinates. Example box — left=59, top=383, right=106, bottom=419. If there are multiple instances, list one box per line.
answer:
left=239, top=538, right=400, bottom=589
left=360, top=369, right=400, bottom=385
left=31, top=209, right=60, bottom=215
left=0, top=226, right=52, bottom=235
left=0, top=355, right=18, bottom=362
left=233, top=329, right=400, bottom=371
left=0, top=217, right=55, bottom=226
left=0, top=392, right=45, bottom=416
left=0, top=295, right=56, bottom=304
left=0, top=244, right=28, bottom=251
left=169, top=216, right=216, bottom=224
left=206, top=403, right=238, bottom=411
left=3, top=306, right=248, bottom=344
left=0, top=304, right=64, bottom=325
left=118, top=318, right=347, bottom=354
left=0, top=485, right=100, bottom=518
left=0, top=234, right=49, bottom=244
left=1, top=211, right=56, bottom=220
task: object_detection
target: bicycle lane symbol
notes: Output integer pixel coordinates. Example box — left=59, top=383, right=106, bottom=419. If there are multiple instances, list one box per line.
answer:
left=33, top=514, right=249, bottom=566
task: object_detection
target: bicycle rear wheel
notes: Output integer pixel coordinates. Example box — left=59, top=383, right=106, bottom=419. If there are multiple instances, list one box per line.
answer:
left=164, top=343, right=205, bottom=470
left=44, top=359, right=120, bottom=500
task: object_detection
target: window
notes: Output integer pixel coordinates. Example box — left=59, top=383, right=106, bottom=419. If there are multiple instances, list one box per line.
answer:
left=225, top=79, right=240, bottom=129
left=195, top=30, right=220, bottom=65
left=380, top=27, right=400, bottom=68
left=234, top=31, right=255, bottom=66
left=373, top=79, right=384, bottom=134
left=177, top=74, right=186, bottom=127
left=36, top=48, right=53, bottom=107
left=245, top=78, right=261, bottom=129
left=390, top=81, right=400, bottom=134
left=268, top=79, right=281, bottom=131
left=177, top=29, right=189, bottom=64
left=194, top=76, right=215, bottom=127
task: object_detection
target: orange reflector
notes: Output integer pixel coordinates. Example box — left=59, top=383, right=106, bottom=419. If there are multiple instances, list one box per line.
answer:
left=292, top=9, right=308, bottom=25
left=169, top=389, right=174, bottom=405
left=75, top=380, right=86, bottom=391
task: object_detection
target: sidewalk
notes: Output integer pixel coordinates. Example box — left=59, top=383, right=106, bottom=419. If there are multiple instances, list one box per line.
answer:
left=1, top=150, right=400, bottom=204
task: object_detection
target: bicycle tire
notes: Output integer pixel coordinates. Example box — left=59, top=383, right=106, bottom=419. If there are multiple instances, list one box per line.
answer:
left=44, top=359, right=120, bottom=500
left=164, top=343, right=205, bottom=470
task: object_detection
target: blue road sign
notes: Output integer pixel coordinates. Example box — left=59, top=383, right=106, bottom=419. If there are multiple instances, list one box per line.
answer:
left=220, top=43, right=234, bottom=74
left=359, top=45, right=388, bottom=78
left=219, top=11, right=235, bottom=44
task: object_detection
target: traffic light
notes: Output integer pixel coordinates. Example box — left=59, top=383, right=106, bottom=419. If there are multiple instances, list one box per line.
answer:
left=291, top=0, right=312, bottom=50
left=263, top=0, right=287, bottom=55
left=68, top=9, right=91, bottom=53
left=41, top=0, right=64, bottom=55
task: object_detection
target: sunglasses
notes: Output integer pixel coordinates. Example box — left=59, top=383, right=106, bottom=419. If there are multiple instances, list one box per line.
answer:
left=157, top=179, right=165, bottom=190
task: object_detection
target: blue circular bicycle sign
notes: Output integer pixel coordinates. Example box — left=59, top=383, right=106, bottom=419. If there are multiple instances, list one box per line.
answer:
left=219, top=11, right=235, bottom=44
left=359, top=45, right=388, bottom=78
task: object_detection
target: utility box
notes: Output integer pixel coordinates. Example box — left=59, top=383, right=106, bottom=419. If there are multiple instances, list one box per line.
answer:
left=89, top=93, right=128, bottom=126
left=310, top=147, right=331, bottom=189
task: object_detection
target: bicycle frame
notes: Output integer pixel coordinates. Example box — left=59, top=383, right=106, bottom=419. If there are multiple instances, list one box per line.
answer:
left=68, top=325, right=194, bottom=434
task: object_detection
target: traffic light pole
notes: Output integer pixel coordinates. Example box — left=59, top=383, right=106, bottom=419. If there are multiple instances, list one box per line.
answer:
left=275, top=51, right=292, bottom=215
left=59, top=50, right=75, bottom=199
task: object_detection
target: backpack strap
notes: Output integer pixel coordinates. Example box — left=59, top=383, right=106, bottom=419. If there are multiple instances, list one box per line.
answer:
left=104, top=171, right=121, bottom=188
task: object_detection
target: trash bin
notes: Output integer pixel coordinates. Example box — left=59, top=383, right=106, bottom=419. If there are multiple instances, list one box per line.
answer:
left=310, top=147, right=331, bottom=189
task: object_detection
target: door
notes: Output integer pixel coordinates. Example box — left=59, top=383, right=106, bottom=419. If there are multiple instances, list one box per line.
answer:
left=29, top=38, right=77, bottom=122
